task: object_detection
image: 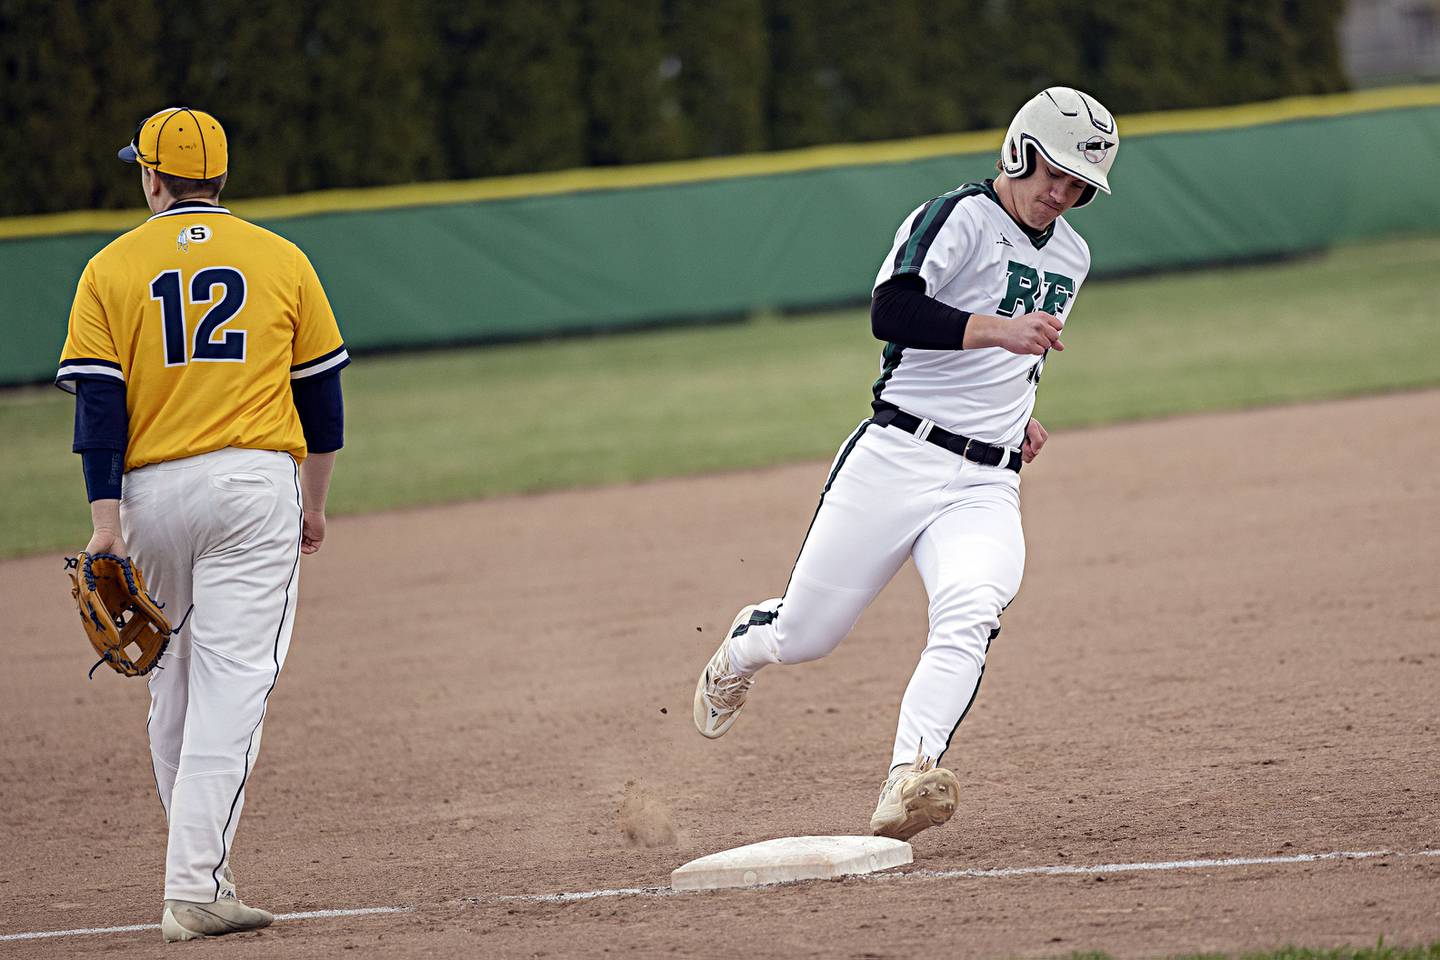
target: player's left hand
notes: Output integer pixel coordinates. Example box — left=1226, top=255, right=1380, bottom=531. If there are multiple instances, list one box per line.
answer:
left=84, top=498, right=127, bottom=558
left=1021, top=418, right=1048, bottom=463
left=301, top=509, right=326, bottom=555
left=84, top=527, right=128, bottom=559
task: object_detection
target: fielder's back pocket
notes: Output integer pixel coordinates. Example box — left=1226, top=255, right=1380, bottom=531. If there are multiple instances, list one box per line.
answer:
left=208, top=472, right=281, bottom=549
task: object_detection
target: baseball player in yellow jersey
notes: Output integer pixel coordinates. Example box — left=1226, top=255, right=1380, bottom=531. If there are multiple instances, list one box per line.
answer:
left=56, top=107, right=349, bottom=942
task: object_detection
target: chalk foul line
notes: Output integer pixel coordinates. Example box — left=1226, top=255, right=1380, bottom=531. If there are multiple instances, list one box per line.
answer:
left=5, top=848, right=1437, bottom=940
left=0, top=905, right=411, bottom=943
left=489, top=847, right=1440, bottom=905
left=899, top=848, right=1440, bottom=881
left=492, top=885, right=673, bottom=904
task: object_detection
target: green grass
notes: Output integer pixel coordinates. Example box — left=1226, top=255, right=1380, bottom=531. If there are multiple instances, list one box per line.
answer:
left=5, top=234, right=1439, bottom=558
left=1064, top=943, right=1440, bottom=960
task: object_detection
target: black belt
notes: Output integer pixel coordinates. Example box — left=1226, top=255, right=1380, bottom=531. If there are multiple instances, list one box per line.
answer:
left=872, top=404, right=1022, bottom=472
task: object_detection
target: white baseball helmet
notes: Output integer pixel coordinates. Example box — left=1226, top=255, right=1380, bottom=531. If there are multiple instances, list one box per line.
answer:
left=1000, top=87, right=1118, bottom=208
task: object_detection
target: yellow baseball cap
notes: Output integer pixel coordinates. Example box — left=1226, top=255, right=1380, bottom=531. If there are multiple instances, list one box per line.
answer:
left=118, top=107, right=227, bottom=180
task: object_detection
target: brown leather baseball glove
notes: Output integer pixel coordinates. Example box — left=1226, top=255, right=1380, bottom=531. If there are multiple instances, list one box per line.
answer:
left=67, top=552, right=174, bottom=677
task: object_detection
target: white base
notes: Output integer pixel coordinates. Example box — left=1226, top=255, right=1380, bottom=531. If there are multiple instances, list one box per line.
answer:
left=671, top=836, right=912, bottom=891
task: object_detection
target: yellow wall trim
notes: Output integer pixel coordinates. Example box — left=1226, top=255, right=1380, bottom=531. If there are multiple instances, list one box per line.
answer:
left=4, top=84, right=1438, bottom=241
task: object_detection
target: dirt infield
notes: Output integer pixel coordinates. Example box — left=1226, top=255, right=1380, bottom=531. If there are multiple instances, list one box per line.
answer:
left=3, top=390, right=1437, bottom=958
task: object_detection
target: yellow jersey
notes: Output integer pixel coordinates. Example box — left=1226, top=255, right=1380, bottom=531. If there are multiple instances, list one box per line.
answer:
left=57, top=200, right=348, bottom=470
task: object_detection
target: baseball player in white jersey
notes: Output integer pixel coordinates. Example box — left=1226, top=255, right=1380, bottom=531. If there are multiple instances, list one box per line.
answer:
left=694, top=88, right=1118, bottom=840
left=57, top=108, right=348, bottom=941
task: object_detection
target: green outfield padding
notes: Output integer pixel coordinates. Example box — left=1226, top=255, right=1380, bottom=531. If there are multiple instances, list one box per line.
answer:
left=3, top=99, right=1438, bottom=386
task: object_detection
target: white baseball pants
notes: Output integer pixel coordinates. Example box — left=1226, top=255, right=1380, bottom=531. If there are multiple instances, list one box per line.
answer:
left=120, top=447, right=302, bottom=903
left=726, top=419, right=1026, bottom=772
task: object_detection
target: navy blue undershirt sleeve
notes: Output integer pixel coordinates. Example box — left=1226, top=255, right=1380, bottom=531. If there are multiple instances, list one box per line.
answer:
left=81, top=450, right=125, bottom=503
left=73, top=378, right=128, bottom=502
left=871, top=274, right=973, bottom=350
left=292, top=369, right=345, bottom=453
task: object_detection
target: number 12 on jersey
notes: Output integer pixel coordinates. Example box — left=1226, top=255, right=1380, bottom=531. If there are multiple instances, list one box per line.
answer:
left=150, top=268, right=248, bottom=366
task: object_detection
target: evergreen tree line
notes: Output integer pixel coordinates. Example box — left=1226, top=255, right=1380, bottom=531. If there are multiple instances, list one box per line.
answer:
left=0, top=0, right=1347, bottom=217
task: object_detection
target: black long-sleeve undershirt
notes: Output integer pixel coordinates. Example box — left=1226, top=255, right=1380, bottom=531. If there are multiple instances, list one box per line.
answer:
left=870, top=273, right=972, bottom=350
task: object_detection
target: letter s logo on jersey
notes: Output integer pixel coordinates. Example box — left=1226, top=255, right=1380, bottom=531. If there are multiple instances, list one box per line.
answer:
left=176, top=224, right=212, bottom=253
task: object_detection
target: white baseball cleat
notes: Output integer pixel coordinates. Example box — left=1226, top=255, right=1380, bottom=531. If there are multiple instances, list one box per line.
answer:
left=161, top=895, right=274, bottom=942
left=693, top=605, right=758, bottom=739
left=869, top=752, right=962, bottom=841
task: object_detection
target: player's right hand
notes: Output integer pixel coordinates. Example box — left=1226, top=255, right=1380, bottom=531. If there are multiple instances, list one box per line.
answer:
left=996, top=311, right=1064, bottom=355
left=301, top=509, right=326, bottom=555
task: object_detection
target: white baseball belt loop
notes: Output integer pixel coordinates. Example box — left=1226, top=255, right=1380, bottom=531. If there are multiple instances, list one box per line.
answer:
left=914, top=418, right=935, bottom=442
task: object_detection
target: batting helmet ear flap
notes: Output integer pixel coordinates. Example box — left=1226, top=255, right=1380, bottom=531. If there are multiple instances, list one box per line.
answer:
left=1004, top=136, right=1039, bottom=180
left=1074, top=183, right=1098, bottom=208
left=1006, top=138, right=1023, bottom=175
